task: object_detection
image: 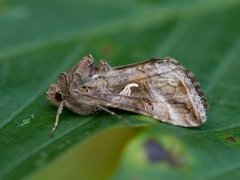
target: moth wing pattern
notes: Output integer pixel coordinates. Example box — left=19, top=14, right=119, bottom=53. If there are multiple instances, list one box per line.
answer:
left=47, top=56, right=208, bottom=136
left=71, top=58, right=207, bottom=127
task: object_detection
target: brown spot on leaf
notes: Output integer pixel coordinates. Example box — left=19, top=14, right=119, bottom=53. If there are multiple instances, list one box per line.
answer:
left=101, top=45, right=115, bottom=56
left=225, top=136, right=237, bottom=143
left=102, top=46, right=111, bottom=54
left=143, top=139, right=179, bottom=166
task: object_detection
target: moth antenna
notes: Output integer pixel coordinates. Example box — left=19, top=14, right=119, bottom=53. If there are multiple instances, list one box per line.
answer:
left=49, top=101, right=64, bottom=138
left=96, top=104, right=129, bottom=126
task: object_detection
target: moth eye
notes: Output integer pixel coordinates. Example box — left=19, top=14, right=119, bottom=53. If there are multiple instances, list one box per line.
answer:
left=55, top=92, right=63, bottom=101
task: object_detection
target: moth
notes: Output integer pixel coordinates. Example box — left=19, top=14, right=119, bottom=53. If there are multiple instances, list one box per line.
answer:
left=47, top=55, right=207, bottom=136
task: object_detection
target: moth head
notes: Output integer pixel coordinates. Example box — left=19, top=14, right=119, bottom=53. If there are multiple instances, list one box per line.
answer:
left=47, top=72, right=70, bottom=106
left=46, top=84, right=64, bottom=107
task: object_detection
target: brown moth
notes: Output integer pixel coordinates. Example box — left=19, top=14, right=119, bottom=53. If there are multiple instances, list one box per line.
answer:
left=47, top=55, right=207, bottom=136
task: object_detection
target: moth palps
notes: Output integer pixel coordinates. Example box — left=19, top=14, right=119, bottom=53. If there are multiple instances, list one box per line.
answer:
left=47, top=55, right=207, bottom=136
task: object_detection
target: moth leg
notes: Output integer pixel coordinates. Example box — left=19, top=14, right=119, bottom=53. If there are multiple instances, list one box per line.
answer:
left=96, top=104, right=129, bottom=126
left=49, top=101, right=64, bottom=137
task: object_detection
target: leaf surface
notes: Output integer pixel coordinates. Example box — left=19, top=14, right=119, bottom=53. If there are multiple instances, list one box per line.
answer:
left=0, top=0, right=240, bottom=179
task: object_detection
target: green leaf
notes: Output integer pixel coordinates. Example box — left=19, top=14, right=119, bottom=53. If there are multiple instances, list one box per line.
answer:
left=1, top=0, right=240, bottom=179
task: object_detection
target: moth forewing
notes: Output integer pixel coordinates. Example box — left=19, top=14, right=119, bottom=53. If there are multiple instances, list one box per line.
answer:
left=47, top=55, right=207, bottom=136
left=91, top=58, right=207, bottom=127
